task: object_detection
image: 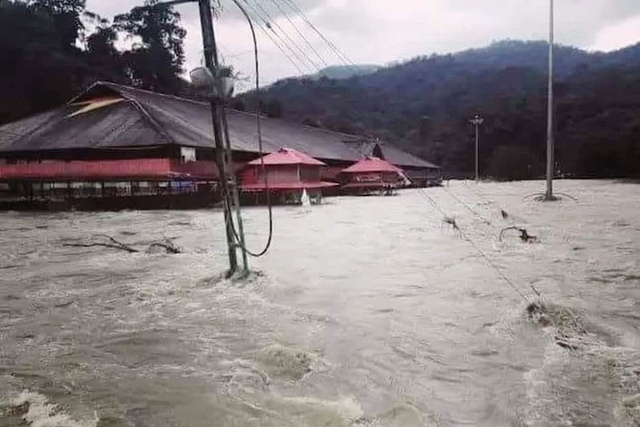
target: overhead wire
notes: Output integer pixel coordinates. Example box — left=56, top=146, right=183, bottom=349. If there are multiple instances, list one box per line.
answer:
left=442, top=186, right=493, bottom=226
left=267, top=0, right=329, bottom=68
left=244, top=0, right=321, bottom=72
left=240, top=1, right=310, bottom=74
left=247, top=0, right=322, bottom=71
left=415, top=187, right=539, bottom=303
left=222, top=0, right=273, bottom=258
left=279, top=0, right=356, bottom=68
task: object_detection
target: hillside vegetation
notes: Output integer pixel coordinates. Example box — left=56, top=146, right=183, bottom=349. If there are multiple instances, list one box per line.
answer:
left=238, top=41, right=640, bottom=179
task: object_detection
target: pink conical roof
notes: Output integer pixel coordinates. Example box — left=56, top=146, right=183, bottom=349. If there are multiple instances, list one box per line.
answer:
left=247, top=147, right=326, bottom=166
left=341, top=157, right=402, bottom=173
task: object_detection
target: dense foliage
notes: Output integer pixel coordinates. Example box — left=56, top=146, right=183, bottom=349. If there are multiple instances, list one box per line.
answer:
left=0, top=0, right=187, bottom=125
left=2, top=2, right=639, bottom=181
left=239, top=41, right=640, bottom=179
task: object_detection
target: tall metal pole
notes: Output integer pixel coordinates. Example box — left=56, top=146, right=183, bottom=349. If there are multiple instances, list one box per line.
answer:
left=545, top=0, right=555, bottom=200
left=198, top=0, right=238, bottom=273
left=470, top=114, right=484, bottom=182
left=475, top=123, right=480, bottom=182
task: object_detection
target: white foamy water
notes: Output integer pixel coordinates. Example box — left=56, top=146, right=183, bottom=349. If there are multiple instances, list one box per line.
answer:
left=1, top=180, right=639, bottom=426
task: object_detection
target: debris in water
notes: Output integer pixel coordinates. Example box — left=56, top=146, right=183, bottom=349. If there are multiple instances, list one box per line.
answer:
left=443, top=216, right=459, bottom=231
left=63, top=234, right=139, bottom=253
left=147, top=238, right=181, bottom=254
left=63, top=235, right=181, bottom=254
left=501, top=209, right=509, bottom=219
left=500, top=226, right=539, bottom=243
left=527, top=302, right=593, bottom=351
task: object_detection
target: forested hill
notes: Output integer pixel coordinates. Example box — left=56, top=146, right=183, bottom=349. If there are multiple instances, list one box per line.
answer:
left=237, top=41, right=640, bottom=179
left=0, top=0, right=188, bottom=126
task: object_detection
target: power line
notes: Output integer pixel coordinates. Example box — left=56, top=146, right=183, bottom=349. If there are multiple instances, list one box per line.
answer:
left=239, top=2, right=307, bottom=74
left=442, top=186, right=493, bottom=226
left=279, top=0, right=356, bottom=68
left=245, top=0, right=321, bottom=72
left=241, top=1, right=314, bottom=74
left=223, top=0, right=273, bottom=258
left=247, top=0, right=322, bottom=71
left=268, top=0, right=329, bottom=68
left=415, top=188, right=538, bottom=303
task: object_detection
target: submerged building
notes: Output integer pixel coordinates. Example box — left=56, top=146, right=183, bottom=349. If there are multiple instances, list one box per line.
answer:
left=341, top=157, right=406, bottom=196
left=239, top=147, right=337, bottom=204
left=0, top=81, right=441, bottom=209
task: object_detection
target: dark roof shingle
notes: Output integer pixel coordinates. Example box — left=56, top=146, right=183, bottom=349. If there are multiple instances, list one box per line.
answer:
left=0, top=81, right=438, bottom=169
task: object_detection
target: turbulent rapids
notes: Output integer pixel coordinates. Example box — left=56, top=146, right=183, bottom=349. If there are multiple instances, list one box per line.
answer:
left=1, top=180, right=640, bottom=426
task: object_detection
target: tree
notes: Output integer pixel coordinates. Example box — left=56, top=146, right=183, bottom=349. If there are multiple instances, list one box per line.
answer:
left=28, top=0, right=86, bottom=50
left=85, top=25, right=127, bottom=84
left=115, top=0, right=186, bottom=93
left=0, top=0, right=190, bottom=125
left=237, top=40, right=640, bottom=178
left=0, top=0, right=81, bottom=123
left=260, top=99, right=284, bottom=118
left=488, top=146, right=542, bottom=181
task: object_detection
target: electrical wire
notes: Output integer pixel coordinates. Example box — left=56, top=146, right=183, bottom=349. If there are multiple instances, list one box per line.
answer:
left=279, top=0, right=356, bottom=68
left=267, top=0, right=329, bottom=68
left=246, top=0, right=322, bottom=71
left=243, top=0, right=319, bottom=73
left=224, top=0, right=273, bottom=258
left=442, top=186, right=493, bottom=226
left=415, top=188, right=538, bottom=303
left=239, top=1, right=308, bottom=74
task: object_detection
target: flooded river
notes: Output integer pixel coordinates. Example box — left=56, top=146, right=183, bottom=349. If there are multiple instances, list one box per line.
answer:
left=1, top=180, right=640, bottom=426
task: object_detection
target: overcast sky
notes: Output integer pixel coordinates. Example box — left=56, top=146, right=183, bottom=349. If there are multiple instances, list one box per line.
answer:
left=87, top=0, right=640, bottom=88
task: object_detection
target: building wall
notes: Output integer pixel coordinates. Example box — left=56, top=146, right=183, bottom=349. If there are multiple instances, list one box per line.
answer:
left=347, top=171, right=402, bottom=184
left=242, top=165, right=322, bottom=186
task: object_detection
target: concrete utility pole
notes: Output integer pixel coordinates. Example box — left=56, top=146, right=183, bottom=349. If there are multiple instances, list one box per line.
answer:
left=469, top=114, right=484, bottom=182
left=197, top=0, right=244, bottom=274
left=137, top=0, right=248, bottom=275
left=545, top=0, right=555, bottom=200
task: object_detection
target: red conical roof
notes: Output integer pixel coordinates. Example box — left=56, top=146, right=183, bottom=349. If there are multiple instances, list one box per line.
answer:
left=341, top=157, right=402, bottom=173
left=247, top=147, right=326, bottom=166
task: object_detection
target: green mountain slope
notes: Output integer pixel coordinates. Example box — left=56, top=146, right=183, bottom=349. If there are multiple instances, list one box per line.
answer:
left=239, top=40, right=640, bottom=179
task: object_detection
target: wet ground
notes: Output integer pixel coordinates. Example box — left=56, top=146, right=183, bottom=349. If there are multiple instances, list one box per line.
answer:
left=1, top=180, right=639, bottom=426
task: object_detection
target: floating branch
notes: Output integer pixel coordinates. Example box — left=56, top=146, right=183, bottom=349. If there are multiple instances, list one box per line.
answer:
left=63, top=235, right=139, bottom=253
left=148, top=238, right=181, bottom=254
left=63, top=235, right=181, bottom=254
left=443, top=216, right=459, bottom=231
left=499, top=227, right=539, bottom=243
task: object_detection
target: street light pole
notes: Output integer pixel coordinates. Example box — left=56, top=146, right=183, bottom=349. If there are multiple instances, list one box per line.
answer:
left=545, top=0, right=555, bottom=200
left=470, top=114, right=484, bottom=182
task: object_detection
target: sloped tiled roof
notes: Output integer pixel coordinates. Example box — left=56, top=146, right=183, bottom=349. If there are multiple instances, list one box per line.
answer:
left=342, top=157, right=402, bottom=173
left=0, top=81, right=439, bottom=169
left=247, top=147, right=326, bottom=166
left=0, top=101, right=164, bottom=152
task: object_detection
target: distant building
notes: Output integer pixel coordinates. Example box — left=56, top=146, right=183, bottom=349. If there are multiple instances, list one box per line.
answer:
left=0, top=81, right=440, bottom=210
left=341, top=157, right=406, bottom=196
left=240, top=147, right=337, bottom=204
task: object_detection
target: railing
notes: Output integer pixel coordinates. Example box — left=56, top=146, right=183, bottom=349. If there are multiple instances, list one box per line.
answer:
left=0, top=159, right=219, bottom=181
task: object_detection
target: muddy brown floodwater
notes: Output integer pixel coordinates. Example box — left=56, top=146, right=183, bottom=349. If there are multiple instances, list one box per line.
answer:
left=1, top=180, right=640, bottom=426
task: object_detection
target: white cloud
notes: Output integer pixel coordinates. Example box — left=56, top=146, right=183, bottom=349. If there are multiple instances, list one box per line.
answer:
left=591, top=14, right=640, bottom=51
left=86, top=0, right=640, bottom=85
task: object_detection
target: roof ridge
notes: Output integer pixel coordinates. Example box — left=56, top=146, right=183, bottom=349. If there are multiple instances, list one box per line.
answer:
left=87, top=82, right=177, bottom=145
left=83, top=82, right=383, bottom=145
left=101, top=81, right=211, bottom=107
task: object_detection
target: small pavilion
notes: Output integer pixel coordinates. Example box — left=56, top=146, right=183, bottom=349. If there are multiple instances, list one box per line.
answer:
left=239, top=147, right=337, bottom=205
left=340, top=156, right=407, bottom=196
